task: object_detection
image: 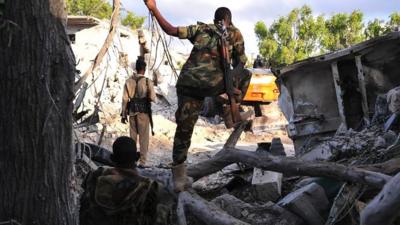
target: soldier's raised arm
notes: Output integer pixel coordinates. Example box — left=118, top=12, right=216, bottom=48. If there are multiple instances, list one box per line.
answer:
left=144, top=0, right=178, bottom=37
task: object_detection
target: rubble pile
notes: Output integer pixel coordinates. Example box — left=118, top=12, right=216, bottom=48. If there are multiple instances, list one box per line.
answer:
left=301, top=125, right=397, bottom=163
left=181, top=90, right=400, bottom=225
left=70, top=18, right=400, bottom=225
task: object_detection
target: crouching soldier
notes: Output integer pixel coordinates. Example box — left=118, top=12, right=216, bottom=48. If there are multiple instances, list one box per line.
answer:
left=79, top=136, right=161, bottom=225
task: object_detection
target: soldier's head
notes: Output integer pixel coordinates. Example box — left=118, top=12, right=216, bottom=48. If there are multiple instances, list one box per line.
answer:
left=111, top=136, right=140, bottom=168
left=135, top=56, right=147, bottom=75
left=214, top=7, right=232, bottom=27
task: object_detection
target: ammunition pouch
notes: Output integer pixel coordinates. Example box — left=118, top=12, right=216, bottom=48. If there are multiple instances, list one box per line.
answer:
left=128, top=98, right=151, bottom=114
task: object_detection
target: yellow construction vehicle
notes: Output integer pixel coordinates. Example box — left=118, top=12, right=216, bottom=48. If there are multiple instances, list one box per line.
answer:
left=242, top=68, right=279, bottom=116
left=201, top=68, right=279, bottom=118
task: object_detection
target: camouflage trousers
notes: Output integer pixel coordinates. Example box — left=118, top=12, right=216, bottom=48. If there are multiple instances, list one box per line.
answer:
left=172, top=69, right=251, bottom=165
left=172, top=94, right=204, bottom=165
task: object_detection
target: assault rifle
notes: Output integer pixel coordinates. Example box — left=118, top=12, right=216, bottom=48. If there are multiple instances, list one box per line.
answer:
left=218, top=21, right=242, bottom=127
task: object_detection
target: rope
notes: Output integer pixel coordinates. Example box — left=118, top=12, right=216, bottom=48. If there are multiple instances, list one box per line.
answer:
left=148, top=14, right=179, bottom=80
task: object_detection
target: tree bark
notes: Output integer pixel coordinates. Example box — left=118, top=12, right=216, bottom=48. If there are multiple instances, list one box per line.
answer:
left=177, top=191, right=250, bottom=225
left=360, top=171, right=400, bottom=225
left=0, top=1, right=76, bottom=224
left=358, top=158, right=400, bottom=175
left=187, top=148, right=391, bottom=188
left=74, top=0, right=120, bottom=93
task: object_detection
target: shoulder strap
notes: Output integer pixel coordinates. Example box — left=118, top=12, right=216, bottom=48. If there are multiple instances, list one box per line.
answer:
left=125, top=83, right=131, bottom=99
left=134, top=76, right=146, bottom=98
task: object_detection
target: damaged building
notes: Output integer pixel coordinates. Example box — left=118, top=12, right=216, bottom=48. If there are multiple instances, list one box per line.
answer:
left=275, top=31, right=400, bottom=155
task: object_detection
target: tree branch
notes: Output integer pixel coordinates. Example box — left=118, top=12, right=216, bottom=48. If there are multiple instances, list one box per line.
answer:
left=177, top=191, right=250, bottom=225
left=360, top=171, right=400, bottom=225
left=74, top=0, right=120, bottom=93
left=187, top=148, right=391, bottom=189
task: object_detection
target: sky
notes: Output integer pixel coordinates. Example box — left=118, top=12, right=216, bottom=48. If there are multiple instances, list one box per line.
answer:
left=121, top=0, right=400, bottom=56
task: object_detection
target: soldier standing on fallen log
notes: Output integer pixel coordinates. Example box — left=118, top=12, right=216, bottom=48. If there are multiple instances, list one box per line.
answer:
left=144, top=0, right=249, bottom=192
left=121, top=56, right=156, bottom=167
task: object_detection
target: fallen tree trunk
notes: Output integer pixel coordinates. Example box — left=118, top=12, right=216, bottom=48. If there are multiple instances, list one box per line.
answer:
left=74, top=0, right=120, bottom=93
left=187, top=148, right=391, bottom=189
left=360, top=171, right=400, bottom=225
left=177, top=191, right=250, bottom=225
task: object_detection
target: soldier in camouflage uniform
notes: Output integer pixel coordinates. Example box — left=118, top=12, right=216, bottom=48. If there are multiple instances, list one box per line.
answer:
left=79, top=136, right=172, bottom=225
left=144, top=0, right=249, bottom=192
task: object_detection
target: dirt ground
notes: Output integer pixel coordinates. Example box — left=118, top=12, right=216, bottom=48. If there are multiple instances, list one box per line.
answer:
left=78, top=101, right=292, bottom=166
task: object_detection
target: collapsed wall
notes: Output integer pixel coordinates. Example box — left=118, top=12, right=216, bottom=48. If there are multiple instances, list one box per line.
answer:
left=275, top=32, right=400, bottom=155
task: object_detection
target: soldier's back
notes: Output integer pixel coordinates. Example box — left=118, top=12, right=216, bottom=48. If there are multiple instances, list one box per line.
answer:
left=79, top=167, right=159, bottom=225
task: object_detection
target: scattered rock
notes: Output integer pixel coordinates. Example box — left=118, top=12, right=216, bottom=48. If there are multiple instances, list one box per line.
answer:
left=387, top=86, right=400, bottom=113
left=278, top=183, right=329, bottom=225
left=212, top=194, right=304, bottom=225
left=251, top=168, right=282, bottom=202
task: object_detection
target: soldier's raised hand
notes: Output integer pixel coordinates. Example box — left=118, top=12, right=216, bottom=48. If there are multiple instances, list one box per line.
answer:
left=144, top=0, right=157, bottom=12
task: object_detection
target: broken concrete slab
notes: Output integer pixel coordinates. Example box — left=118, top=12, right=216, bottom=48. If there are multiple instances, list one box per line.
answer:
left=212, top=194, right=304, bottom=225
left=300, top=143, right=333, bottom=161
left=252, top=168, right=282, bottom=202
left=387, top=86, right=400, bottom=113
left=251, top=138, right=285, bottom=202
left=278, top=183, right=329, bottom=225
left=270, top=137, right=286, bottom=156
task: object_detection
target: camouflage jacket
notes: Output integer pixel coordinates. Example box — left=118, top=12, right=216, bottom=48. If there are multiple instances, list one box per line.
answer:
left=79, top=167, right=166, bottom=225
left=177, top=22, right=247, bottom=97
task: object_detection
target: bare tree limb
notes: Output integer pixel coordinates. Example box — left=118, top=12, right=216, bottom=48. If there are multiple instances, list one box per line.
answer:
left=187, top=148, right=391, bottom=188
left=177, top=191, right=250, bottom=225
left=360, top=171, right=400, bottom=225
left=358, top=158, right=400, bottom=175
left=224, top=120, right=251, bottom=149
left=74, top=0, right=120, bottom=93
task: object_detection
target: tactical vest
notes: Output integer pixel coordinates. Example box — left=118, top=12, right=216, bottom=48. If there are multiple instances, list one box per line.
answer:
left=127, top=76, right=151, bottom=114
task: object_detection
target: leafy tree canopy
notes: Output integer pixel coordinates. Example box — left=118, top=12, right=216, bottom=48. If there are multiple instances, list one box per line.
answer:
left=255, top=6, right=400, bottom=67
left=67, top=0, right=145, bottom=29
left=66, top=0, right=112, bottom=19
left=122, top=11, right=146, bottom=30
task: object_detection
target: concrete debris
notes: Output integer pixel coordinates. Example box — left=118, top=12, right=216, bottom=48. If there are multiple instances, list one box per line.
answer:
left=278, top=183, right=329, bottom=225
left=251, top=138, right=285, bottom=202
left=251, top=169, right=282, bottom=202
left=301, top=143, right=333, bottom=161
left=192, top=163, right=243, bottom=193
left=387, top=86, right=400, bottom=113
left=212, top=194, right=304, bottom=225
left=270, top=138, right=286, bottom=156
left=372, top=94, right=389, bottom=124
left=300, top=122, right=397, bottom=162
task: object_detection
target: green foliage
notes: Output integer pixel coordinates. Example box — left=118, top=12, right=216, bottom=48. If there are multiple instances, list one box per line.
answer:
left=365, top=19, right=386, bottom=39
left=323, top=11, right=365, bottom=51
left=256, top=6, right=399, bottom=67
left=122, top=11, right=146, bottom=30
left=67, top=0, right=146, bottom=30
left=388, top=12, right=400, bottom=29
left=66, top=0, right=112, bottom=19
left=255, top=5, right=326, bottom=67
left=364, top=12, right=400, bottom=39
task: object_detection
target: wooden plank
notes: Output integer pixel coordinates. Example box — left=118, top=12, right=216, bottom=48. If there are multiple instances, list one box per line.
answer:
left=331, top=62, right=347, bottom=129
left=355, top=55, right=370, bottom=124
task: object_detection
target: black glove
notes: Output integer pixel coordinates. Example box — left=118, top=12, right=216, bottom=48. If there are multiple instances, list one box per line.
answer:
left=121, top=117, right=127, bottom=124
